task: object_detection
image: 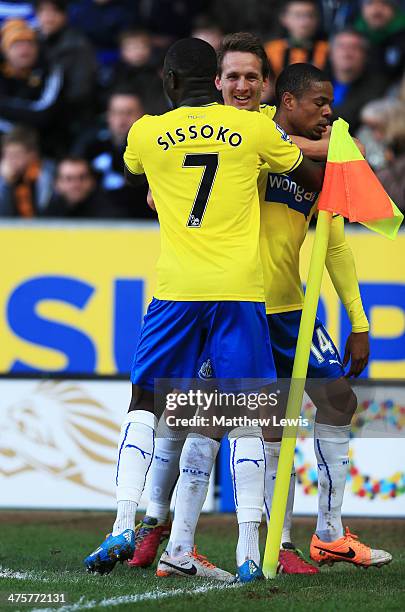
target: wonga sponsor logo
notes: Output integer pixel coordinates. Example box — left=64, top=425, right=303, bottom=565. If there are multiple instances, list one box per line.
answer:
left=265, top=172, right=318, bottom=217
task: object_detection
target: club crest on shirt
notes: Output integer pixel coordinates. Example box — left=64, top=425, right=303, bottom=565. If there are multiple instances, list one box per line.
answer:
left=198, top=358, right=213, bottom=379
left=274, top=123, right=292, bottom=143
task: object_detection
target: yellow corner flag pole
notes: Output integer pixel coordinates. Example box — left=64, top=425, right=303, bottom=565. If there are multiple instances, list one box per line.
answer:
left=262, top=209, right=333, bottom=578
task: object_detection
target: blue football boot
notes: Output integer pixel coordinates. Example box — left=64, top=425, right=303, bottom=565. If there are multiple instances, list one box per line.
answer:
left=234, top=559, right=264, bottom=583
left=84, top=529, right=135, bottom=574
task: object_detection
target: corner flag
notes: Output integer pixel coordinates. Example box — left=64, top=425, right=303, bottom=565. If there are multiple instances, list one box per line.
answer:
left=317, top=118, right=403, bottom=238
left=263, top=118, right=403, bottom=579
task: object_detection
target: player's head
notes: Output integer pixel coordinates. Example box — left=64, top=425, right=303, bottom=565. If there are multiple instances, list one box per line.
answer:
left=1, top=19, right=38, bottom=70
left=163, top=37, right=218, bottom=108
left=107, top=89, right=144, bottom=143
left=361, top=0, right=398, bottom=31
left=216, top=32, right=270, bottom=111
left=280, top=0, right=319, bottom=41
left=1, top=126, right=39, bottom=176
left=36, top=0, right=68, bottom=37
left=275, top=63, right=333, bottom=139
left=55, top=157, right=96, bottom=206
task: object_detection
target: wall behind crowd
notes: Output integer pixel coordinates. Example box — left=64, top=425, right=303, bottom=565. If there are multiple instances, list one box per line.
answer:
left=0, top=0, right=404, bottom=219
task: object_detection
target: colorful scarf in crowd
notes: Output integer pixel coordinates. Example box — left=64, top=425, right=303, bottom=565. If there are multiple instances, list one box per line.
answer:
left=14, top=161, right=41, bottom=217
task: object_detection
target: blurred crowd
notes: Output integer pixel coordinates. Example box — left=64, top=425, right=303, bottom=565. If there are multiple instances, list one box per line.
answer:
left=0, top=0, right=404, bottom=219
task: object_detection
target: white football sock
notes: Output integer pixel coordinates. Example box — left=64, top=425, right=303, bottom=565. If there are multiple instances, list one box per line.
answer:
left=229, top=427, right=265, bottom=566
left=264, top=441, right=295, bottom=545
left=146, top=417, right=187, bottom=523
left=314, top=422, right=351, bottom=543
left=113, top=500, right=137, bottom=534
left=236, top=522, right=260, bottom=567
left=113, top=410, right=157, bottom=535
left=167, top=434, right=219, bottom=557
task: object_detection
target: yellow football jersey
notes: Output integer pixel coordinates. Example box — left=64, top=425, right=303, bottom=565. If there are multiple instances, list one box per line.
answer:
left=258, top=105, right=319, bottom=313
left=124, top=102, right=302, bottom=301
left=258, top=106, right=367, bottom=331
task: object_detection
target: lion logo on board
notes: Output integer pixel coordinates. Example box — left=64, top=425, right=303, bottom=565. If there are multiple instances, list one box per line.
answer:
left=0, top=381, right=120, bottom=495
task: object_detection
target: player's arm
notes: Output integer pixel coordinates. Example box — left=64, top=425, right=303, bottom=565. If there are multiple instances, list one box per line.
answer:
left=257, top=114, right=325, bottom=192
left=325, top=215, right=370, bottom=377
left=291, top=130, right=366, bottom=161
left=289, top=156, right=325, bottom=192
left=147, top=188, right=156, bottom=211
left=123, top=121, right=147, bottom=187
left=124, top=164, right=147, bottom=186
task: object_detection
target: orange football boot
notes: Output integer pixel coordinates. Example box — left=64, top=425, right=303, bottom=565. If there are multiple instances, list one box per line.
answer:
left=310, top=526, right=392, bottom=568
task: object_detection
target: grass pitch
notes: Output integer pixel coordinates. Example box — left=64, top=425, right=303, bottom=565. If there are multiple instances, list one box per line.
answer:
left=0, top=512, right=404, bottom=612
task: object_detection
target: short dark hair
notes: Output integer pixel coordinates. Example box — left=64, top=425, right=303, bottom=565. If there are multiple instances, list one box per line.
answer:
left=281, top=0, right=318, bottom=13
left=330, top=27, right=368, bottom=49
left=108, top=88, right=143, bottom=103
left=2, top=125, right=39, bottom=152
left=275, top=63, right=330, bottom=105
left=217, top=32, right=270, bottom=79
left=57, top=156, right=94, bottom=177
left=35, top=0, right=68, bottom=13
left=118, top=28, right=151, bottom=45
left=164, top=37, right=217, bottom=80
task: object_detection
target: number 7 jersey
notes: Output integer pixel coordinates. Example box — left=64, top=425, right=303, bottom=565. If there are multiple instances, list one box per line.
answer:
left=124, top=102, right=302, bottom=301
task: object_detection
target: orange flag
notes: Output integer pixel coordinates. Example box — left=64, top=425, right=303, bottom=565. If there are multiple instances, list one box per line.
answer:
left=318, top=118, right=403, bottom=238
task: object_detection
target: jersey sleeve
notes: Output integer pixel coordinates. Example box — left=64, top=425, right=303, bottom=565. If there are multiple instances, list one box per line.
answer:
left=256, top=113, right=303, bottom=175
left=325, top=215, right=369, bottom=333
left=123, top=121, right=144, bottom=175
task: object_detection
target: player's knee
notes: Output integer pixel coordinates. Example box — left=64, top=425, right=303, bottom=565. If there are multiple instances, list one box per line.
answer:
left=180, top=435, right=216, bottom=481
left=344, top=388, right=357, bottom=420
left=326, top=383, right=357, bottom=422
left=128, top=384, right=155, bottom=413
left=181, top=434, right=218, bottom=467
left=228, top=425, right=262, bottom=440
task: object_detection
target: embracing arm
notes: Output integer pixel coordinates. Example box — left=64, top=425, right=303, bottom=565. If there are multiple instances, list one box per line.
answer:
left=124, top=164, right=147, bottom=187
left=289, top=155, right=325, bottom=192
left=288, top=132, right=366, bottom=198
left=325, top=215, right=369, bottom=376
left=291, top=129, right=366, bottom=161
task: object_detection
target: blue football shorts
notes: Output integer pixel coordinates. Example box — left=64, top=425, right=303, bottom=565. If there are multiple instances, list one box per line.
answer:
left=131, top=299, right=276, bottom=391
left=267, top=310, right=344, bottom=379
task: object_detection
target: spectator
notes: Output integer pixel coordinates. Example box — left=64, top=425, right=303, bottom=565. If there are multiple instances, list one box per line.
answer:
left=191, top=15, right=224, bottom=52
left=378, top=108, right=405, bottom=212
left=43, top=156, right=114, bottom=217
left=68, top=0, right=139, bottom=68
left=327, top=28, right=389, bottom=130
left=0, top=18, right=65, bottom=157
left=108, top=30, right=167, bottom=115
left=35, top=0, right=98, bottom=132
left=73, top=91, right=154, bottom=219
left=356, top=97, right=402, bottom=168
left=264, top=0, right=329, bottom=78
left=0, top=126, right=54, bottom=217
left=354, top=0, right=405, bottom=85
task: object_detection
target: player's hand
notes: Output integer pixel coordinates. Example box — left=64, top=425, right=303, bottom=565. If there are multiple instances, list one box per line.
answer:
left=343, top=331, right=369, bottom=377
left=147, top=188, right=156, bottom=211
left=290, top=132, right=330, bottom=161
left=321, top=125, right=332, bottom=139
